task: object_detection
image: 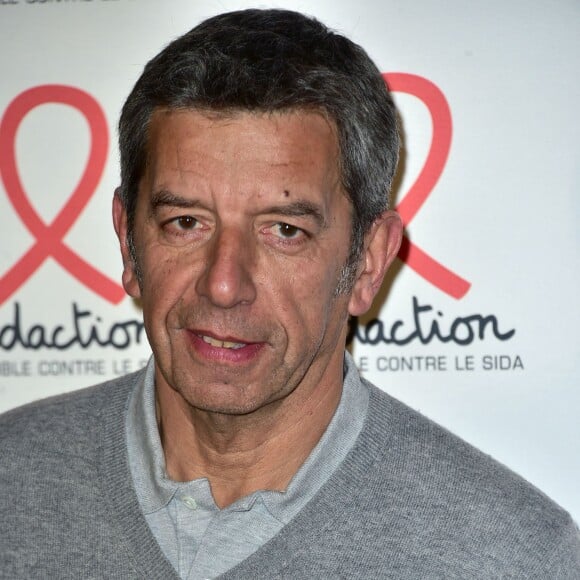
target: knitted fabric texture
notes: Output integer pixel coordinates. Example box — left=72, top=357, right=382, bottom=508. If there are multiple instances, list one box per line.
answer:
left=1, top=367, right=579, bottom=578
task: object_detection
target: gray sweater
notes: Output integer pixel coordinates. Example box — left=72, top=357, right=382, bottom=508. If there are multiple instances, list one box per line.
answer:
left=1, top=369, right=579, bottom=579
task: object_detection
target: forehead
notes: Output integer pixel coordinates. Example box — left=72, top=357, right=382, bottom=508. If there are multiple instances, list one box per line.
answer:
left=143, top=108, right=342, bottom=192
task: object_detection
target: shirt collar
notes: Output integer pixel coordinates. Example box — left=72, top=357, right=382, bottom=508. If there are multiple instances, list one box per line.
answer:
left=259, top=351, right=368, bottom=523
left=126, top=358, right=178, bottom=512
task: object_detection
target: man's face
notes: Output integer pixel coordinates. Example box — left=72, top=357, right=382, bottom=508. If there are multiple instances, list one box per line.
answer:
left=115, top=109, right=367, bottom=416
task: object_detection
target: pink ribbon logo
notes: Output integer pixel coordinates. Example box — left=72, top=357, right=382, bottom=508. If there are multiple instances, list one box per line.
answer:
left=386, top=73, right=471, bottom=299
left=0, top=85, right=125, bottom=305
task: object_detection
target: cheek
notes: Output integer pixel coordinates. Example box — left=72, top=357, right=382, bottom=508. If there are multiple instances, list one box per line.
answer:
left=265, top=258, right=326, bottom=303
left=267, top=258, right=343, bottom=329
left=139, top=250, right=193, bottom=312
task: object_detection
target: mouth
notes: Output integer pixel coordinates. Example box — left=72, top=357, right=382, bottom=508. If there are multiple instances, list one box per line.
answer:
left=185, top=328, right=265, bottom=364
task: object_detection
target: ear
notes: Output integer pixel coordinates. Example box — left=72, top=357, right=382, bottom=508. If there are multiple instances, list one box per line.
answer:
left=348, top=210, right=403, bottom=317
left=112, top=189, right=141, bottom=299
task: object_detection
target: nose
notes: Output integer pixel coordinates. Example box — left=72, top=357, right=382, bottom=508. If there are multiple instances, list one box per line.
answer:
left=195, top=226, right=257, bottom=308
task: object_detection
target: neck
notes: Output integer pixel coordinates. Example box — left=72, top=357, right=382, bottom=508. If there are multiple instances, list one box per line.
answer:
left=156, top=362, right=344, bottom=508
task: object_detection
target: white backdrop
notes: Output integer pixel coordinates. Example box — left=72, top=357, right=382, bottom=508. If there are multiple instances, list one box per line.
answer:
left=1, top=0, right=579, bottom=523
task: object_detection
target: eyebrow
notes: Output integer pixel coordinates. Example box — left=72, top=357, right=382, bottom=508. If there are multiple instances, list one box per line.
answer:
left=150, top=189, right=202, bottom=210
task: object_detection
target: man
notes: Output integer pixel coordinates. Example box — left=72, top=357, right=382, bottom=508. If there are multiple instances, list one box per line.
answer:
left=1, top=8, right=579, bottom=579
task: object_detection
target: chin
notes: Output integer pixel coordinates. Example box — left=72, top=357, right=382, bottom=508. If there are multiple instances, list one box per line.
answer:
left=176, top=380, right=279, bottom=417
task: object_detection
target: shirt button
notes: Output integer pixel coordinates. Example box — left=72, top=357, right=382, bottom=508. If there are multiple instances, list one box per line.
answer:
left=181, top=496, right=197, bottom=510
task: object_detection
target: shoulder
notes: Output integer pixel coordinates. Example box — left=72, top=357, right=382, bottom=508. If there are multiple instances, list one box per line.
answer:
left=352, top=381, right=580, bottom=575
left=0, top=370, right=150, bottom=579
left=362, top=381, right=559, bottom=509
left=0, top=370, right=142, bottom=461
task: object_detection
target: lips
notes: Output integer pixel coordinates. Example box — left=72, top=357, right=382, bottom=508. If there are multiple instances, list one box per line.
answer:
left=183, top=325, right=267, bottom=366
left=186, top=329, right=263, bottom=363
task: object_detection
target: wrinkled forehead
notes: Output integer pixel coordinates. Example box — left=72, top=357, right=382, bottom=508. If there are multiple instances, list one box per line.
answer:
left=137, top=107, right=351, bottom=215
left=143, top=106, right=344, bottom=187
left=144, top=105, right=341, bottom=164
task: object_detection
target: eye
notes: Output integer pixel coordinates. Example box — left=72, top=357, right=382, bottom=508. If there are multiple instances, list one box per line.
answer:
left=273, top=222, right=303, bottom=239
left=161, top=214, right=206, bottom=241
left=173, top=216, right=199, bottom=230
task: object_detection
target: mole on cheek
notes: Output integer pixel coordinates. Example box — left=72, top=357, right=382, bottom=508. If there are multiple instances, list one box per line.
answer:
left=283, top=189, right=290, bottom=198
